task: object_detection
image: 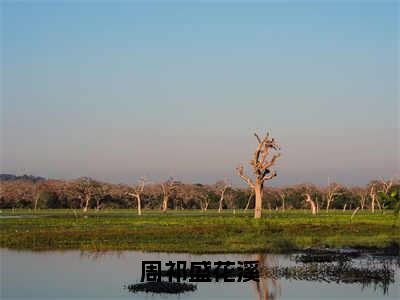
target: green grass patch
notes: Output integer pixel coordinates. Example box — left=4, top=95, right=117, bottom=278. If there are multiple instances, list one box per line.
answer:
left=0, top=209, right=398, bottom=253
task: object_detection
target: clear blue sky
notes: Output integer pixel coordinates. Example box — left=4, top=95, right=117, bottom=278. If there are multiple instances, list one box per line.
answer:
left=1, top=1, right=398, bottom=186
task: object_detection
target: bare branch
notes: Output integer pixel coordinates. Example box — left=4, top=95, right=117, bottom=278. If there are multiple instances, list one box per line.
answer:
left=127, top=192, right=139, bottom=199
left=236, top=165, right=255, bottom=188
left=261, top=153, right=281, bottom=173
left=136, top=177, right=147, bottom=193
left=380, top=177, right=393, bottom=194
left=263, top=171, right=277, bottom=181
left=254, top=133, right=262, bottom=143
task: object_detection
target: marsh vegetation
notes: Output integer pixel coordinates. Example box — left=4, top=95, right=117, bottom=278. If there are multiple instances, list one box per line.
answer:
left=1, top=209, right=398, bottom=253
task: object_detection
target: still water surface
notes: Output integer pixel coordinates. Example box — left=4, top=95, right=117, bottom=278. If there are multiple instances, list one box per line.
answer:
left=1, top=249, right=399, bottom=300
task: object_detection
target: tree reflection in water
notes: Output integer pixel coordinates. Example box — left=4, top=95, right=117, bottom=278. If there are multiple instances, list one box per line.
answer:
left=251, top=253, right=281, bottom=300
left=77, top=250, right=396, bottom=297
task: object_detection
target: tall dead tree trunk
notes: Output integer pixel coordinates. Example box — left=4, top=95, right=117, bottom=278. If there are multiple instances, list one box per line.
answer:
left=370, top=184, right=376, bottom=213
left=254, top=183, right=264, bottom=218
left=161, top=177, right=177, bottom=212
left=244, top=191, right=254, bottom=212
left=204, top=201, right=209, bottom=211
left=359, top=193, right=366, bottom=210
left=95, top=198, right=103, bottom=211
left=352, top=187, right=368, bottom=210
left=34, top=196, right=39, bottom=211
left=236, top=131, right=281, bottom=219
left=128, top=177, right=146, bottom=216
left=200, top=198, right=210, bottom=212
left=279, top=192, right=286, bottom=212
left=161, top=193, right=168, bottom=211
left=33, top=184, right=39, bottom=212
left=83, top=194, right=90, bottom=212
left=218, top=182, right=229, bottom=213
left=128, top=194, right=141, bottom=215
left=305, top=193, right=317, bottom=215
left=325, top=179, right=341, bottom=212
left=376, top=177, right=393, bottom=211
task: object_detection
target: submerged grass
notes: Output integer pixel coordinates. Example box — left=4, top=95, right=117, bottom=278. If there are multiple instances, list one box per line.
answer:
left=0, top=209, right=399, bottom=253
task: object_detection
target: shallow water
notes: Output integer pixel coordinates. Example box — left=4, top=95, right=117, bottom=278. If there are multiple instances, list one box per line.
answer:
left=1, top=249, right=399, bottom=300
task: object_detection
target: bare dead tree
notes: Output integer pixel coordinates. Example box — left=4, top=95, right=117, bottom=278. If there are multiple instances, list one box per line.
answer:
left=67, top=177, right=102, bottom=213
left=83, top=193, right=91, bottom=212
left=315, top=196, right=320, bottom=213
left=380, top=177, right=393, bottom=194
left=127, top=177, right=147, bottom=216
left=224, top=188, right=238, bottom=215
left=375, top=177, right=397, bottom=211
left=278, top=190, right=287, bottom=212
left=217, top=179, right=230, bottom=213
left=200, top=194, right=211, bottom=212
left=369, top=184, right=377, bottom=213
left=368, top=178, right=394, bottom=213
left=236, top=131, right=281, bottom=219
left=33, top=183, right=40, bottom=212
left=161, top=177, right=177, bottom=212
left=244, top=190, right=254, bottom=213
left=305, top=193, right=317, bottom=215
left=195, top=184, right=211, bottom=212
left=353, top=187, right=368, bottom=210
left=325, top=179, right=341, bottom=212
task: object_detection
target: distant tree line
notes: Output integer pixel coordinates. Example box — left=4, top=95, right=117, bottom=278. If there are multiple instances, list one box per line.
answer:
left=0, top=174, right=398, bottom=213
left=0, top=174, right=45, bottom=182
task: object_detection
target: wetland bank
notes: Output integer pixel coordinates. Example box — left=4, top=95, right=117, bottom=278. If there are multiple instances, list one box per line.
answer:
left=1, top=209, right=399, bottom=253
left=2, top=185, right=399, bottom=298
left=1, top=200, right=399, bottom=300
